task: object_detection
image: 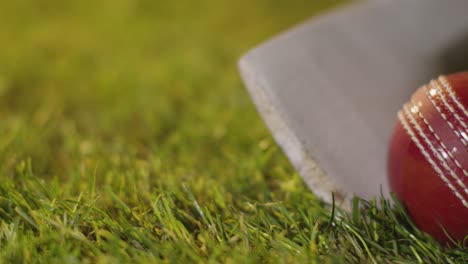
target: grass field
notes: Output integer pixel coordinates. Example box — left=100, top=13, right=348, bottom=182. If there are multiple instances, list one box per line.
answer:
left=0, top=0, right=466, bottom=263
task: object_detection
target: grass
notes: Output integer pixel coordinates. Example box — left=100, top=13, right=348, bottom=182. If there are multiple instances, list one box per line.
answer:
left=0, top=0, right=466, bottom=263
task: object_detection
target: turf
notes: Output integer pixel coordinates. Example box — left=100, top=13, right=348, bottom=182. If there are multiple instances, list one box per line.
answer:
left=0, top=0, right=466, bottom=263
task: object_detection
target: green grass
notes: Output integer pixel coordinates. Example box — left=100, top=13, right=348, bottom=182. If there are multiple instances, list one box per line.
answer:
left=0, top=0, right=466, bottom=263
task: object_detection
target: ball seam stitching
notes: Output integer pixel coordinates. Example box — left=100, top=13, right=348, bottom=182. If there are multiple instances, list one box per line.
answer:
left=409, top=100, right=468, bottom=187
left=424, top=85, right=467, bottom=147
left=432, top=79, right=468, bottom=132
left=400, top=107, right=468, bottom=207
left=439, top=76, right=468, bottom=118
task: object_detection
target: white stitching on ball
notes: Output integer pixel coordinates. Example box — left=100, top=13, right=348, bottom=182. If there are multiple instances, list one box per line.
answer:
left=398, top=111, right=468, bottom=208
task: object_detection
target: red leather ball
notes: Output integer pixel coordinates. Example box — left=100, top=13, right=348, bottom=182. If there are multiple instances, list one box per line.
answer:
left=388, top=72, right=468, bottom=244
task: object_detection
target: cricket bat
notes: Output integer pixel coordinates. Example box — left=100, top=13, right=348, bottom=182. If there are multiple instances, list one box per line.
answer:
left=239, top=0, right=468, bottom=209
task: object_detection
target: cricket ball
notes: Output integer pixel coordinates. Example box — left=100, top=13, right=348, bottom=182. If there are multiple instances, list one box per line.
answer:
left=388, top=72, right=468, bottom=244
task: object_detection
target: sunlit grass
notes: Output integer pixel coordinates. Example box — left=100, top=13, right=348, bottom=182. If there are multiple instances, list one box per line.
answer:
left=0, top=0, right=465, bottom=262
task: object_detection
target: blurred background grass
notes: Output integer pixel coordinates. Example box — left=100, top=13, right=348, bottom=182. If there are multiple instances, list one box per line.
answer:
left=0, top=0, right=344, bottom=188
